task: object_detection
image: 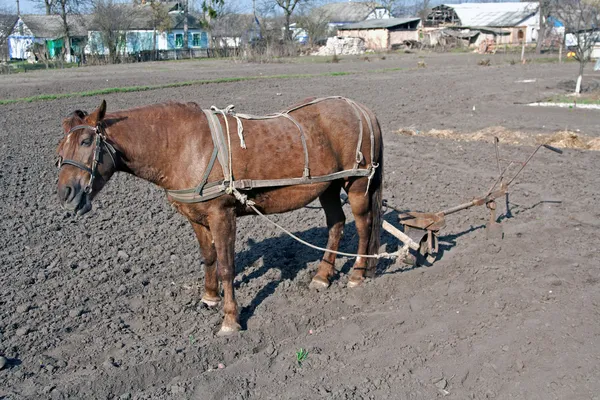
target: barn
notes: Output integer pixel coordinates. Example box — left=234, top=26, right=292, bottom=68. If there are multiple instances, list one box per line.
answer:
left=426, top=2, right=540, bottom=46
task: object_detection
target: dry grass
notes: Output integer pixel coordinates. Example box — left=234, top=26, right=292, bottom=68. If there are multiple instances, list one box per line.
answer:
left=397, top=126, right=599, bottom=151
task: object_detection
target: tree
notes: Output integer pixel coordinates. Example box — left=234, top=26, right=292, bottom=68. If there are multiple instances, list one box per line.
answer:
left=92, top=0, right=136, bottom=63
left=551, top=0, right=600, bottom=94
left=271, top=0, right=309, bottom=42
left=54, top=0, right=87, bottom=62
left=31, top=0, right=56, bottom=15
left=537, top=0, right=551, bottom=54
left=0, top=13, right=16, bottom=62
left=379, top=0, right=398, bottom=16
left=416, top=0, right=431, bottom=26
left=149, top=0, right=171, bottom=58
left=199, top=0, right=226, bottom=32
left=296, top=8, right=329, bottom=46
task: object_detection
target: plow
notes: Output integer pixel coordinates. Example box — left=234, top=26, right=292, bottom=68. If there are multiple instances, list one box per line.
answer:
left=381, top=138, right=563, bottom=266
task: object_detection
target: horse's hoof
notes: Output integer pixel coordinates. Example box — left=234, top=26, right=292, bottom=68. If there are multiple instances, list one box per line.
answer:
left=217, top=322, right=241, bottom=336
left=201, top=295, right=221, bottom=307
left=347, top=278, right=364, bottom=288
left=309, top=277, right=330, bottom=290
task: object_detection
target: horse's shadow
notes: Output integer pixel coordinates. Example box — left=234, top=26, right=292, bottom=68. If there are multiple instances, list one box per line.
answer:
left=234, top=196, right=561, bottom=327
left=234, top=208, right=469, bottom=327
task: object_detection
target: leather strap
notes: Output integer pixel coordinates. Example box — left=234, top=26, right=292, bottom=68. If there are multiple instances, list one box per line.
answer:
left=167, top=168, right=372, bottom=204
left=195, top=145, right=219, bottom=195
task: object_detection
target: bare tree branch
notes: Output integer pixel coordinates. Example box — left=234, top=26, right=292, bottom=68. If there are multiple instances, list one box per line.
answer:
left=91, top=0, right=136, bottom=63
left=551, top=0, right=600, bottom=93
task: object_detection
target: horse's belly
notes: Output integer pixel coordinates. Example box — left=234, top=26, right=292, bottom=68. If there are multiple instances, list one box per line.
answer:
left=242, top=182, right=330, bottom=215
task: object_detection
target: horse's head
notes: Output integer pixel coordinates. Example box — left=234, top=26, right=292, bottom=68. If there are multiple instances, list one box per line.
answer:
left=56, top=100, right=117, bottom=216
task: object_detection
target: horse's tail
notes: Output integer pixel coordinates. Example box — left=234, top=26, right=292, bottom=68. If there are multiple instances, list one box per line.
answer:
left=368, top=120, right=384, bottom=271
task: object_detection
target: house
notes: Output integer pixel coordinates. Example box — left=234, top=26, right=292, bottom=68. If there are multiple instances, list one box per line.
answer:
left=337, top=17, right=421, bottom=50
left=7, top=14, right=88, bottom=61
left=426, top=2, right=540, bottom=45
left=211, top=13, right=259, bottom=48
left=319, top=2, right=391, bottom=30
left=0, top=14, right=18, bottom=61
left=86, top=2, right=209, bottom=57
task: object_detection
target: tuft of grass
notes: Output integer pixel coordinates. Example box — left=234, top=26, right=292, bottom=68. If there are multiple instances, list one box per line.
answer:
left=548, top=95, right=600, bottom=105
left=296, top=348, right=308, bottom=366
left=0, top=68, right=406, bottom=105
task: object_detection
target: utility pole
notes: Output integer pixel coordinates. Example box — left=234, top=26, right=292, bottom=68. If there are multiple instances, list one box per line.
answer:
left=16, top=0, right=20, bottom=16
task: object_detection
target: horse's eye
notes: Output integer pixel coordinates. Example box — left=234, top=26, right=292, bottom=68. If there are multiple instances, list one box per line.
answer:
left=81, top=137, right=92, bottom=147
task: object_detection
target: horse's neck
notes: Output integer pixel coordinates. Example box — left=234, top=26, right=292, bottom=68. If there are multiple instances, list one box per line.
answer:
left=107, top=113, right=177, bottom=188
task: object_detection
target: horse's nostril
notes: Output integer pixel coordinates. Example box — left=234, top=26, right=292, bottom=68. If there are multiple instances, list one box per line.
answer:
left=60, top=185, right=74, bottom=203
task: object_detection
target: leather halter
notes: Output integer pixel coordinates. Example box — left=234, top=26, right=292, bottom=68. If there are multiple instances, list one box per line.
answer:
left=57, top=123, right=117, bottom=194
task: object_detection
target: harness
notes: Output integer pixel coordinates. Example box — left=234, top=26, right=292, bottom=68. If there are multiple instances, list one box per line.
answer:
left=57, top=123, right=117, bottom=194
left=166, top=96, right=380, bottom=204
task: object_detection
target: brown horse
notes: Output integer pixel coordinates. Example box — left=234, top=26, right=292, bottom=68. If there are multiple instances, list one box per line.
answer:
left=56, top=97, right=384, bottom=334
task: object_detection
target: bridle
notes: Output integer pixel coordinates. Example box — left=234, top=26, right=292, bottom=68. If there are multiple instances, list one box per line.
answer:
left=57, top=123, right=117, bottom=194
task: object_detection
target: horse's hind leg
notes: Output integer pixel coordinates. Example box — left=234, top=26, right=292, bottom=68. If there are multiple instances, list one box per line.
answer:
left=190, top=221, right=220, bottom=306
left=346, top=182, right=374, bottom=288
left=310, top=182, right=345, bottom=289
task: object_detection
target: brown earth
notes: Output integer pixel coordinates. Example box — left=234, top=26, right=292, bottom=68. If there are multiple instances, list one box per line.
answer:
left=1, top=52, right=600, bottom=399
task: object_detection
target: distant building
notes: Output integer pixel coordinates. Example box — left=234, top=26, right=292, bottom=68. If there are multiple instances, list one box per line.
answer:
left=7, top=14, right=88, bottom=61
left=338, top=17, right=421, bottom=50
left=426, top=2, right=540, bottom=45
left=86, top=3, right=209, bottom=57
left=211, top=13, right=260, bottom=48
left=319, top=2, right=391, bottom=30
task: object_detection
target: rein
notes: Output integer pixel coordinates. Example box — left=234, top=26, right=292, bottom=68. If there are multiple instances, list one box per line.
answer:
left=57, top=123, right=117, bottom=194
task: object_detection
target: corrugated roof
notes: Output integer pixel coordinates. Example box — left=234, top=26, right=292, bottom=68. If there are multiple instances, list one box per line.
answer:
left=20, top=14, right=89, bottom=38
left=445, top=2, right=538, bottom=27
left=338, top=17, right=420, bottom=30
left=319, top=2, right=385, bottom=23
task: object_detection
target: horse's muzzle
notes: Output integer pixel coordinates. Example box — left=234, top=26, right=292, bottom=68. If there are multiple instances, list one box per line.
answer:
left=60, top=184, right=92, bottom=216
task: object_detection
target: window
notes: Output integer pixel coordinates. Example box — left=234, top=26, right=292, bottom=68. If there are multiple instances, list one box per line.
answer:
left=192, top=33, right=201, bottom=47
left=175, top=33, right=183, bottom=48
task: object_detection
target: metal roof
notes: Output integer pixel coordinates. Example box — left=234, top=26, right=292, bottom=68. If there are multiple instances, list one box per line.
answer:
left=443, top=2, right=538, bottom=27
left=319, top=2, right=385, bottom=24
left=338, top=17, right=421, bottom=30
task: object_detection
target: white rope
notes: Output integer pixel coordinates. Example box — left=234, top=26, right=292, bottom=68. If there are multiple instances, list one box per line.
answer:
left=230, top=189, right=402, bottom=260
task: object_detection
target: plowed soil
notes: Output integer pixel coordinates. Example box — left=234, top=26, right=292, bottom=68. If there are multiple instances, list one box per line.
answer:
left=1, top=52, right=599, bottom=399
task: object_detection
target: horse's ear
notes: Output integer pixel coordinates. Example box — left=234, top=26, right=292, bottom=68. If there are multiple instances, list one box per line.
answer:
left=88, top=100, right=107, bottom=125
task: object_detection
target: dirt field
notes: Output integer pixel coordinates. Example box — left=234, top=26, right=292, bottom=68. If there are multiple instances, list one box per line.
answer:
left=1, top=52, right=600, bottom=399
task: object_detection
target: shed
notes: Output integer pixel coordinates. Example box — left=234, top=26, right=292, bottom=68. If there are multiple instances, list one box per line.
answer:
left=338, top=17, right=421, bottom=50
left=426, top=2, right=539, bottom=44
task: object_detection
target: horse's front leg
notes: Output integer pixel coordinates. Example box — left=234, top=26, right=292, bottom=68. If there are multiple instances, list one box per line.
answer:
left=209, top=207, right=241, bottom=334
left=189, top=221, right=220, bottom=306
